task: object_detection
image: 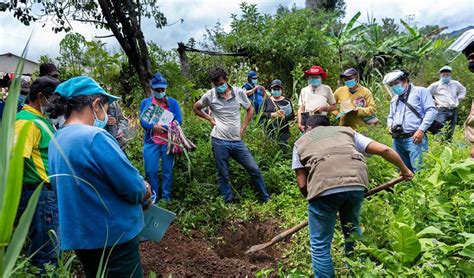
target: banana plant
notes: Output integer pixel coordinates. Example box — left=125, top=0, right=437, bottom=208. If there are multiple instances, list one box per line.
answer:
left=325, top=11, right=367, bottom=69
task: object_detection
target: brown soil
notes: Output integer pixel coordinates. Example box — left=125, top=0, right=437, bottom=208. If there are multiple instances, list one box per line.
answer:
left=140, top=220, right=284, bottom=277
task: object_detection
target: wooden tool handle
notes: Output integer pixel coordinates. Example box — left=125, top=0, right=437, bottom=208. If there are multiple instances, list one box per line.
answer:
left=271, top=220, right=309, bottom=243
left=365, top=176, right=405, bottom=197
left=270, top=177, right=405, bottom=244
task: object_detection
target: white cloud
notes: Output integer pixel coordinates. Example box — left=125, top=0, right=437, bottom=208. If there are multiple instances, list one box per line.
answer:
left=344, top=0, right=474, bottom=31
left=0, top=0, right=472, bottom=62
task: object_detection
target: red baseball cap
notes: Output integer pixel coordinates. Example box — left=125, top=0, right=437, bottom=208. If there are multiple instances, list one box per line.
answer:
left=304, top=65, right=328, bottom=79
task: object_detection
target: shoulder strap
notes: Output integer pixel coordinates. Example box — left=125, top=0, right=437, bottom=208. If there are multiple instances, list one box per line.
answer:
left=400, top=98, right=423, bottom=120
left=398, top=85, right=423, bottom=120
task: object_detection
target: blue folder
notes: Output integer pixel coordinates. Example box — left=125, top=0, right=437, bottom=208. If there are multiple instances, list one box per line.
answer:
left=140, top=205, right=176, bottom=243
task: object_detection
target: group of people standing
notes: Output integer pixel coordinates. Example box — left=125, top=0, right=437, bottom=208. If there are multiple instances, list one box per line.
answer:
left=7, top=35, right=473, bottom=278
left=242, top=63, right=469, bottom=173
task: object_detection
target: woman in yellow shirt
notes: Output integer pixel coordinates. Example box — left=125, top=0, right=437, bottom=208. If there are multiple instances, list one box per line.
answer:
left=333, top=68, right=378, bottom=129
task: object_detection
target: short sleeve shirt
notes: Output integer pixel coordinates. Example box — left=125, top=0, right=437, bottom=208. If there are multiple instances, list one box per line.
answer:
left=198, top=86, right=251, bottom=141
left=298, top=85, right=336, bottom=115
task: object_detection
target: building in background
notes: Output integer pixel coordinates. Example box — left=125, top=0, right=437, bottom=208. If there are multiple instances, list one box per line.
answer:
left=0, top=52, right=39, bottom=76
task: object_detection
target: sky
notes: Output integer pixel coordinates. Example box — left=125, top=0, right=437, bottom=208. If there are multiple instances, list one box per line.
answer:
left=0, top=0, right=473, bottom=62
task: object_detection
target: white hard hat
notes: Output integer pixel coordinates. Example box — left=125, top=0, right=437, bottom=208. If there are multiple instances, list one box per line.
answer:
left=439, top=65, right=452, bottom=73
left=383, top=70, right=404, bottom=85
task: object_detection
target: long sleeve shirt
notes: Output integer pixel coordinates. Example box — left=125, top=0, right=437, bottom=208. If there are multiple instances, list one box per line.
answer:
left=139, top=96, right=183, bottom=145
left=261, top=97, right=295, bottom=135
left=427, top=80, right=467, bottom=109
left=387, top=84, right=438, bottom=133
left=48, top=124, right=146, bottom=250
left=333, top=85, right=377, bottom=129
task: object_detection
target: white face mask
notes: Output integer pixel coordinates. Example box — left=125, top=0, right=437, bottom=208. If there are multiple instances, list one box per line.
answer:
left=52, top=115, right=66, bottom=130
left=40, top=95, right=51, bottom=116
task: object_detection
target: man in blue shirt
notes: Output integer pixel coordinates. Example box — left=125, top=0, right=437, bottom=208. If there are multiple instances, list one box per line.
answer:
left=384, top=70, right=438, bottom=172
left=242, top=70, right=265, bottom=113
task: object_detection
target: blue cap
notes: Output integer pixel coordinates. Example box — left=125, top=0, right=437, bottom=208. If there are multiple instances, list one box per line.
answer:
left=247, top=70, right=258, bottom=78
left=340, top=68, right=358, bottom=78
left=151, top=72, right=168, bottom=89
left=55, top=76, right=120, bottom=104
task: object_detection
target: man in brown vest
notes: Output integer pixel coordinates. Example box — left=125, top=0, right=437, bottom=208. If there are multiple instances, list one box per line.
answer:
left=292, top=115, right=413, bottom=277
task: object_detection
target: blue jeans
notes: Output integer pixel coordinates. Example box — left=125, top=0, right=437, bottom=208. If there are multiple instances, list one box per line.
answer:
left=308, top=191, right=364, bottom=278
left=18, top=187, right=59, bottom=269
left=393, top=135, right=428, bottom=172
left=211, top=137, right=269, bottom=202
left=436, top=108, right=458, bottom=140
left=143, top=143, right=175, bottom=201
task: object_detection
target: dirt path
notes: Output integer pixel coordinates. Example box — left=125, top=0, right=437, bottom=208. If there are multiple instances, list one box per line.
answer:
left=140, top=221, right=284, bottom=277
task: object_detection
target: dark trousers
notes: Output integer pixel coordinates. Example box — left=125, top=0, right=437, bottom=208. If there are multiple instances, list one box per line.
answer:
left=436, top=107, right=458, bottom=140
left=211, top=137, right=270, bottom=202
left=18, top=186, right=59, bottom=270
left=75, top=236, right=144, bottom=278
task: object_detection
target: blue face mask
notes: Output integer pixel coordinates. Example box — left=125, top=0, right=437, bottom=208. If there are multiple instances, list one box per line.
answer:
left=251, top=79, right=258, bottom=85
left=345, top=79, right=357, bottom=88
left=93, top=103, right=108, bottom=129
left=216, top=83, right=228, bottom=94
left=441, top=76, right=451, bottom=84
left=271, top=90, right=282, bottom=97
left=309, top=78, right=321, bottom=86
left=153, top=91, right=166, bottom=99
left=391, top=84, right=405, bottom=95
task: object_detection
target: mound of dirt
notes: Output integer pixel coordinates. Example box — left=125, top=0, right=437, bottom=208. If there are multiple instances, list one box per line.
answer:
left=140, top=221, right=284, bottom=277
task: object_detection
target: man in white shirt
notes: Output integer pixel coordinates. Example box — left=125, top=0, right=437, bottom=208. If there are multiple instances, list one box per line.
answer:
left=427, top=66, right=466, bottom=140
left=297, top=65, right=336, bottom=132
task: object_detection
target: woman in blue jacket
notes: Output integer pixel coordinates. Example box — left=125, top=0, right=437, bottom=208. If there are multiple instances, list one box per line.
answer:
left=48, top=76, right=152, bottom=277
left=140, top=72, right=182, bottom=202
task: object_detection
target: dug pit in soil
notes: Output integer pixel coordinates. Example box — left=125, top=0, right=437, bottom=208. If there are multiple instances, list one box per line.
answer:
left=140, top=221, right=284, bottom=277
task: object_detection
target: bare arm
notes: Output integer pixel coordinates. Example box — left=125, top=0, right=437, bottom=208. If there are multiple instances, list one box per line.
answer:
left=242, top=105, right=254, bottom=130
left=365, top=141, right=414, bottom=178
left=297, top=106, right=305, bottom=130
left=295, top=168, right=308, bottom=198
left=315, top=103, right=337, bottom=113
left=239, top=105, right=254, bottom=138
left=245, top=87, right=257, bottom=96
left=326, top=104, right=337, bottom=112
left=193, top=101, right=215, bottom=125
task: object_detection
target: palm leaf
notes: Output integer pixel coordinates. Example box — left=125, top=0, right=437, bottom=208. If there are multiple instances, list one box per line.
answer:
left=345, top=11, right=362, bottom=32
left=0, top=122, right=32, bottom=246
left=400, top=19, right=418, bottom=37
left=3, top=184, right=43, bottom=276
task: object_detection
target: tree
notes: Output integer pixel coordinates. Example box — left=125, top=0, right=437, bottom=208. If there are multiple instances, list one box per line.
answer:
left=419, top=24, right=441, bottom=36
left=381, top=18, right=399, bottom=39
left=1, top=0, right=168, bottom=94
left=325, top=11, right=366, bottom=70
left=219, top=3, right=339, bottom=94
left=58, top=33, right=87, bottom=77
left=305, top=0, right=346, bottom=15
